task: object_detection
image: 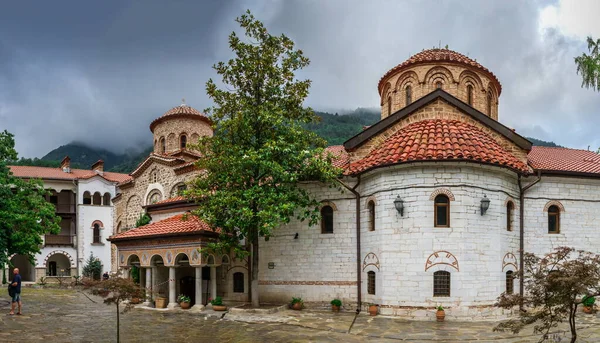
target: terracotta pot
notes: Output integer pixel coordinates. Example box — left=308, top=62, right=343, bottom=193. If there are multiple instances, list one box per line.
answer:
left=292, top=302, right=303, bottom=310
left=130, top=297, right=140, bottom=304
left=332, top=305, right=340, bottom=312
left=180, top=301, right=191, bottom=310
left=368, top=305, right=378, bottom=316
left=212, top=305, right=227, bottom=311
left=436, top=310, right=445, bottom=322
left=583, top=306, right=593, bottom=314
left=155, top=297, right=168, bottom=309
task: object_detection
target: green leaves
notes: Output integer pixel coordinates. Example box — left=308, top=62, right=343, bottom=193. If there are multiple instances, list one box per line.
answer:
left=575, top=36, right=600, bottom=91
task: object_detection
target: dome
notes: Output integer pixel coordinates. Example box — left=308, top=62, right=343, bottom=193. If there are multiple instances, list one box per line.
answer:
left=378, top=48, right=502, bottom=96
left=149, top=103, right=211, bottom=133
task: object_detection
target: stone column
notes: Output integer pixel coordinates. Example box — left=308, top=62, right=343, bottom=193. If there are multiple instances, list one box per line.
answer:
left=144, top=268, right=152, bottom=305
left=151, top=267, right=157, bottom=299
left=210, top=266, right=217, bottom=301
left=167, top=267, right=177, bottom=309
left=191, top=267, right=204, bottom=311
left=139, top=267, right=145, bottom=289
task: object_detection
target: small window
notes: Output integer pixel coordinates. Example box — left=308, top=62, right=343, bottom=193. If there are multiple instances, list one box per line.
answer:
left=83, top=191, right=92, bottom=205
left=367, top=271, right=375, bottom=295
left=434, top=195, right=450, bottom=227
left=387, top=96, right=392, bottom=115
left=321, top=205, right=334, bottom=234
left=405, top=86, right=412, bottom=105
left=487, top=91, right=493, bottom=116
left=436, top=81, right=443, bottom=89
left=548, top=205, right=560, bottom=234
left=233, top=272, right=244, bottom=293
left=433, top=271, right=450, bottom=297
left=149, top=192, right=160, bottom=204
left=93, top=223, right=101, bottom=244
left=103, top=193, right=111, bottom=206
left=467, top=85, right=473, bottom=105
left=368, top=201, right=375, bottom=232
left=50, top=195, right=58, bottom=204
left=506, top=271, right=514, bottom=295
left=506, top=201, right=514, bottom=231
left=180, top=134, right=187, bottom=149
left=92, top=192, right=102, bottom=205
left=160, top=137, right=166, bottom=154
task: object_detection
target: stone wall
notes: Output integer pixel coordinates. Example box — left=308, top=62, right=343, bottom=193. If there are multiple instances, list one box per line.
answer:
left=152, top=117, right=213, bottom=154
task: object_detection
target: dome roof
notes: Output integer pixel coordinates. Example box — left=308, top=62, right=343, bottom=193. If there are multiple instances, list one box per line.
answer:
left=378, top=48, right=502, bottom=95
left=149, top=104, right=211, bottom=133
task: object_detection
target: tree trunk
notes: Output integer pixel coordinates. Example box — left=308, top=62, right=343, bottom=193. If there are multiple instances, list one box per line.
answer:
left=570, top=304, right=577, bottom=343
left=116, top=301, right=120, bottom=343
left=251, top=236, right=259, bottom=307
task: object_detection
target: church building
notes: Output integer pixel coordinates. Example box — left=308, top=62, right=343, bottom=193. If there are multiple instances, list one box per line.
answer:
left=110, top=48, right=600, bottom=319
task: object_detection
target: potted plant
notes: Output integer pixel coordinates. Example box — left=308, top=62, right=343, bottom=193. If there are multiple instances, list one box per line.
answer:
left=178, top=294, right=191, bottom=309
left=436, top=305, right=445, bottom=322
left=331, top=299, right=342, bottom=312
left=155, top=291, right=168, bottom=308
left=291, top=297, right=304, bottom=310
left=210, top=296, right=227, bottom=311
left=583, top=295, right=595, bottom=314
left=367, top=303, right=378, bottom=316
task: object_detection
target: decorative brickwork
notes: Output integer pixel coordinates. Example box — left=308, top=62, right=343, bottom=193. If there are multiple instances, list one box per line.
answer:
left=543, top=200, right=565, bottom=212
left=502, top=252, right=518, bottom=272
left=425, top=251, right=459, bottom=272
left=43, top=250, right=75, bottom=268
left=362, top=252, right=380, bottom=271
left=429, top=188, right=455, bottom=201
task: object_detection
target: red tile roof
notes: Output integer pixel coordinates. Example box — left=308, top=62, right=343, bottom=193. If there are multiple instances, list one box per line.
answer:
left=9, top=165, right=131, bottom=183
left=378, top=48, right=502, bottom=95
left=109, top=213, right=218, bottom=241
left=150, top=104, right=211, bottom=132
left=152, top=196, right=187, bottom=205
left=324, top=145, right=350, bottom=169
left=347, top=119, right=529, bottom=175
left=528, top=146, right=600, bottom=175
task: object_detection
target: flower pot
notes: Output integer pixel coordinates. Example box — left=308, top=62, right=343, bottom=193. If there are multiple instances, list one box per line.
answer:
left=292, top=302, right=303, bottom=310
left=436, top=310, right=446, bottom=322
left=155, top=297, right=168, bottom=309
left=212, top=305, right=227, bottom=311
left=130, top=297, right=140, bottom=304
left=368, top=305, right=378, bottom=316
left=180, top=301, right=191, bottom=310
left=583, top=306, right=593, bottom=314
left=332, top=305, right=340, bottom=312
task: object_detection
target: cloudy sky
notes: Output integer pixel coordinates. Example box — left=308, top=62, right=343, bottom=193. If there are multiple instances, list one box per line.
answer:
left=0, top=0, right=598, bottom=158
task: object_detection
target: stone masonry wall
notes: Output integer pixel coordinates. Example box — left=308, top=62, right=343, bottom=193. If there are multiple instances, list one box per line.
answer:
left=153, top=117, right=213, bottom=154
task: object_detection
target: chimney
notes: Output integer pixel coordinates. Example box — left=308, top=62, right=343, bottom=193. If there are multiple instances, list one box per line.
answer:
left=92, top=160, right=104, bottom=174
left=60, top=156, right=71, bottom=173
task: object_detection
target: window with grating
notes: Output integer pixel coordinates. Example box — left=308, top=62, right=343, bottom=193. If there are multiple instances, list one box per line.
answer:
left=433, top=271, right=450, bottom=297
left=367, top=271, right=375, bottom=295
left=506, top=271, right=514, bottom=294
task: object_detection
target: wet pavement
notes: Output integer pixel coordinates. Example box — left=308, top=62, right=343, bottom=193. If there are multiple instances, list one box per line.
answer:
left=2, top=288, right=600, bottom=342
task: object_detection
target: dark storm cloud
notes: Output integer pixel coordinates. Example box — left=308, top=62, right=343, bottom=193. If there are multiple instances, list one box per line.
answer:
left=0, top=0, right=598, bottom=158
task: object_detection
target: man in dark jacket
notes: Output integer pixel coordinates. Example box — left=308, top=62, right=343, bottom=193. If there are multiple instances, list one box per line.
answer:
left=9, top=268, right=22, bottom=315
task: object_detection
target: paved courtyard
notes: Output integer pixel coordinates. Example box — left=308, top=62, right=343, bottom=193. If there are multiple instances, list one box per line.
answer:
left=2, top=288, right=600, bottom=342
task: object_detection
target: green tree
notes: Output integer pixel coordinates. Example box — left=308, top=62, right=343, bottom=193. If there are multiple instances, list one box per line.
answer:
left=189, top=10, right=340, bottom=307
left=134, top=213, right=151, bottom=228
left=574, top=36, right=600, bottom=91
left=494, top=247, right=600, bottom=343
left=82, top=253, right=103, bottom=280
left=0, top=130, right=61, bottom=267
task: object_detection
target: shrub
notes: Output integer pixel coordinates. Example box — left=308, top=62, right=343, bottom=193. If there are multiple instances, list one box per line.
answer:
left=209, top=296, right=223, bottom=306
left=583, top=296, right=595, bottom=307
left=291, top=297, right=303, bottom=305
left=178, top=294, right=191, bottom=303
left=330, top=299, right=342, bottom=307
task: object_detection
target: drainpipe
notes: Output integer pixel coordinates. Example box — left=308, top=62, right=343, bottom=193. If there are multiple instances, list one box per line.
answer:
left=518, top=171, right=541, bottom=310
left=337, top=175, right=362, bottom=313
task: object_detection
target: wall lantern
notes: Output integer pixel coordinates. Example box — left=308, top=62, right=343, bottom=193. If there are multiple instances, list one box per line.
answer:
left=480, top=195, right=490, bottom=216
left=294, top=233, right=299, bottom=239
left=394, top=196, right=404, bottom=217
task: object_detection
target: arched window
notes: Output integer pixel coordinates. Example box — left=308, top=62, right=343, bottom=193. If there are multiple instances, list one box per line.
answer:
left=405, top=86, right=412, bottom=105
left=233, top=272, right=244, bottom=293
left=506, top=201, right=514, bottom=231
left=180, top=134, right=187, bottom=149
left=148, top=192, right=161, bottom=205
left=83, top=191, right=92, bottom=205
left=92, top=192, right=102, bottom=205
left=160, top=137, right=166, bottom=154
left=367, top=271, right=376, bottom=295
left=434, top=195, right=450, bottom=227
left=103, top=192, right=111, bottom=206
left=433, top=271, right=450, bottom=297
left=506, top=271, right=514, bottom=294
left=436, top=81, right=443, bottom=89
left=93, top=223, right=101, bottom=244
left=467, top=85, right=473, bottom=105
left=368, top=201, right=375, bottom=231
left=387, top=96, right=392, bottom=115
left=487, top=91, right=493, bottom=116
left=548, top=205, right=560, bottom=234
left=321, top=205, right=334, bottom=234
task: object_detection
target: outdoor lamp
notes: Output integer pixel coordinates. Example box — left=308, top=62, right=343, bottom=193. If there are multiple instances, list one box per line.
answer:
left=394, top=196, right=404, bottom=217
left=480, top=195, right=490, bottom=216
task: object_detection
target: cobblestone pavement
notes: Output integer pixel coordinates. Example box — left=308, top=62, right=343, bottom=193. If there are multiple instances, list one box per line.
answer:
left=2, top=288, right=600, bottom=342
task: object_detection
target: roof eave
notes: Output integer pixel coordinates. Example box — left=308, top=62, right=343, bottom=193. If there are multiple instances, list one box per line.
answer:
left=346, top=159, right=529, bottom=177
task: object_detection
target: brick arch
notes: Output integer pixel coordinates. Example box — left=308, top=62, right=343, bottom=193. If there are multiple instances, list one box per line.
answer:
left=394, top=70, right=420, bottom=91
left=174, top=251, right=191, bottom=265
left=458, top=69, right=484, bottom=90
left=544, top=200, right=565, bottom=212
left=429, top=189, right=455, bottom=201
left=91, top=220, right=104, bottom=228
left=362, top=252, right=380, bottom=271
left=502, top=252, right=518, bottom=272
left=364, top=196, right=377, bottom=207
left=320, top=200, right=338, bottom=211
left=425, top=250, right=459, bottom=272
left=380, top=82, right=392, bottom=105
left=43, top=250, right=76, bottom=268
left=425, top=66, right=456, bottom=86
left=504, top=197, right=517, bottom=208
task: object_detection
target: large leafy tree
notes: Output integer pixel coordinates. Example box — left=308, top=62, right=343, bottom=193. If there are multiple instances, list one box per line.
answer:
left=494, top=247, right=600, bottom=343
left=189, top=10, right=340, bottom=307
left=574, top=36, right=600, bottom=91
left=0, top=130, right=61, bottom=267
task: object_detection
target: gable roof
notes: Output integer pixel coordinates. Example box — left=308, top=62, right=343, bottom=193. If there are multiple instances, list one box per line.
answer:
left=528, top=146, right=600, bottom=176
left=344, top=89, right=532, bottom=152
left=108, top=213, right=219, bottom=242
left=129, top=153, right=188, bottom=178
left=9, top=165, right=131, bottom=183
left=347, top=119, right=530, bottom=175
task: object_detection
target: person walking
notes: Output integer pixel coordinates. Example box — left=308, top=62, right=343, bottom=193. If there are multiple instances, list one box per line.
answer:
left=9, top=268, right=22, bottom=315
